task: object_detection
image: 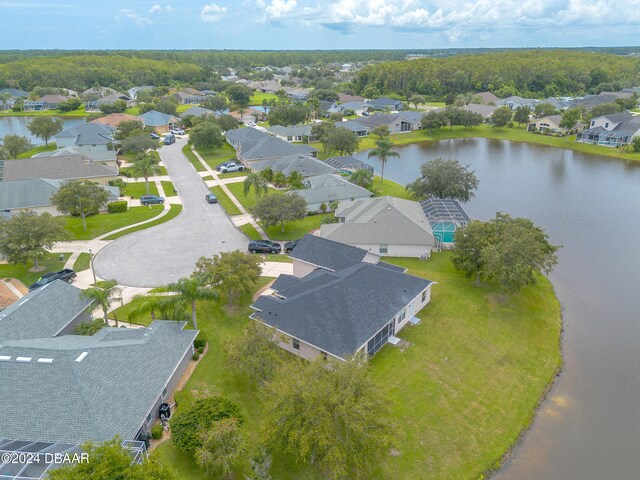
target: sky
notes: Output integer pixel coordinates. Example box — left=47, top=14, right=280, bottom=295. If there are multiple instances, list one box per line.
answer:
left=1, top=0, right=640, bottom=50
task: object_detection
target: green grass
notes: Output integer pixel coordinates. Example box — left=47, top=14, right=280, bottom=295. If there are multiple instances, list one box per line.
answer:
left=239, top=222, right=262, bottom=240
left=370, top=176, right=413, bottom=199
left=123, top=106, right=141, bottom=115
left=72, top=252, right=91, bottom=272
left=182, top=144, right=206, bottom=172
left=261, top=253, right=293, bottom=263
left=64, top=205, right=164, bottom=240
left=194, top=143, right=236, bottom=170
left=120, top=165, right=168, bottom=177
left=17, top=143, right=57, bottom=158
left=0, top=252, right=71, bottom=285
left=263, top=213, right=333, bottom=241
left=0, top=108, right=87, bottom=117
left=153, top=253, right=561, bottom=480
left=124, top=181, right=159, bottom=198
left=109, top=286, right=172, bottom=326
left=103, top=204, right=182, bottom=240
left=118, top=150, right=161, bottom=164
left=218, top=170, right=249, bottom=179
left=225, top=183, right=280, bottom=211
left=210, top=186, right=242, bottom=215
left=248, top=91, right=278, bottom=106
left=161, top=181, right=175, bottom=195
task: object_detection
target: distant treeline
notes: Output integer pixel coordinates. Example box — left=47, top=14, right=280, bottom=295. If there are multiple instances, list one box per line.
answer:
left=352, top=50, right=640, bottom=99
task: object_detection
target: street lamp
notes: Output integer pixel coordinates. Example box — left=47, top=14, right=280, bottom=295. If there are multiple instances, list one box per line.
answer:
left=88, top=247, right=97, bottom=285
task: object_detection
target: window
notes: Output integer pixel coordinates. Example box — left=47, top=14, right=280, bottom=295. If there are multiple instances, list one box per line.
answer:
left=422, top=290, right=427, bottom=302
left=379, top=244, right=388, bottom=254
left=146, top=413, right=152, bottom=424
left=287, top=136, right=293, bottom=141
left=399, top=309, right=406, bottom=322
left=292, top=338, right=300, bottom=350
left=162, top=387, right=167, bottom=398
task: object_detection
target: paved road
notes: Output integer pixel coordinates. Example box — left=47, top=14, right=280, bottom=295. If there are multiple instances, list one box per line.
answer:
left=94, top=138, right=247, bottom=287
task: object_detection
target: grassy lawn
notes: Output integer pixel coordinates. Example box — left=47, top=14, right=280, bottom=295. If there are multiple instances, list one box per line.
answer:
left=263, top=213, right=333, bottom=241
left=109, top=286, right=172, bottom=325
left=0, top=252, right=71, bottom=285
left=0, top=109, right=87, bottom=117
left=119, top=150, right=161, bottom=164
left=248, top=91, right=278, bottom=106
left=225, top=183, right=281, bottom=211
left=261, top=253, right=293, bottom=263
left=72, top=252, right=91, bottom=272
left=161, top=180, right=175, bottom=195
left=103, top=204, right=182, bottom=240
left=123, top=106, right=141, bottom=116
left=64, top=205, right=164, bottom=240
left=182, top=144, right=206, bottom=172
left=152, top=253, right=561, bottom=480
left=239, top=222, right=262, bottom=240
left=210, top=186, right=242, bottom=215
left=124, top=181, right=159, bottom=198
left=17, top=143, right=57, bottom=158
left=370, top=176, right=413, bottom=199
left=218, top=170, right=248, bottom=179
left=194, top=143, right=236, bottom=170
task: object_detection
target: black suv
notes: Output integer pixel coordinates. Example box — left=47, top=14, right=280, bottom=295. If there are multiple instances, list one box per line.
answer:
left=248, top=240, right=281, bottom=254
left=283, top=239, right=299, bottom=253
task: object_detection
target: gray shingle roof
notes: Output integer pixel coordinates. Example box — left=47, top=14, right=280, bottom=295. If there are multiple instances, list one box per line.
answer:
left=0, top=178, right=62, bottom=210
left=0, top=281, right=91, bottom=341
left=1, top=155, right=116, bottom=181
left=0, top=320, right=197, bottom=444
left=266, top=124, right=313, bottom=137
left=242, top=136, right=317, bottom=160
left=138, top=110, right=177, bottom=127
left=334, top=120, right=371, bottom=133
left=252, top=262, right=431, bottom=358
left=250, top=155, right=336, bottom=177
left=289, top=173, right=372, bottom=206
left=288, top=234, right=374, bottom=271
left=55, top=123, right=114, bottom=146
left=179, top=106, right=215, bottom=118
left=324, top=156, right=374, bottom=173
left=462, top=104, right=497, bottom=117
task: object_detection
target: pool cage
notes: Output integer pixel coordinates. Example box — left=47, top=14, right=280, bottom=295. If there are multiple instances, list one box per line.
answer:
left=578, top=128, right=630, bottom=147
left=420, top=198, right=471, bottom=248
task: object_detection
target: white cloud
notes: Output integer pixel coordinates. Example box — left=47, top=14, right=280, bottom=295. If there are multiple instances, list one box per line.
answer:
left=117, top=9, right=152, bottom=26
left=264, top=0, right=298, bottom=19
left=150, top=4, right=173, bottom=14
left=201, top=3, right=228, bottom=22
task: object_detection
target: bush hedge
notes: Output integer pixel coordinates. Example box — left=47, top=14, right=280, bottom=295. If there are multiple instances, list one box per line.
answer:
left=194, top=331, right=207, bottom=350
left=107, top=201, right=128, bottom=213
left=151, top=422, right=164, bottom=440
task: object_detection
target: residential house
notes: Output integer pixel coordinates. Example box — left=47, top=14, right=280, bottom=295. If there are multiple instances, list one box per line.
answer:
left=85, top=93, right=136, bottom=112
left=54, top=123, right=116, bottom=160
left=90, top=113, right=145, bottom=129
left=32, top=146, right=117, bottom=167
left=366, top=97, right=404, bottom=111
left=285, top=87, right=313, bottom=101
left=334, top=120, right=371, bottom=137
left=247, top=80, right=281, bottom=93
left=265, top=124, right=314, bottom=142
left=577, top=112, right=640, bottom=146
left=420, top=197, right=471, bottom=245
left=288, top=173, right=373, bottom=212
left=250, top=154, right=337, bottom=178
left=324, top=155, right=374, bottom=174
left=226, top=128, right=317, bottom=162
left=0, top=280, right=198, bottom=471
left=352, top=112, right=421, bottom=133
left=496, top=96, right=540, bottom=110
left=0, top=88, right=28, bottom=110
left=527, top=115, right=567, bottom=134
left=138, top=110, right=179, bottom=133
left=0, top=155, right=117, bottom=184
left=474, top=91, right=499, bottom=104
left=250, top=235, right=433, bottom=360
left=337, top=93, right=364, bottom=103
left=179, top=106, right=216, bottom=119
left=81, top=86, right=117, bottom=100
left=320, top=196, right=436, bottom=257
left=462, top=103, right=497, bottom=119
left=127, top=86, right=154, bottom=99
left=24, top=95, right=69, bottom=111
left=168, top=91, right=205, bottom=105
left=568, top=91, right=634, bottom=110
left=328, top=100, right=367, bottom=116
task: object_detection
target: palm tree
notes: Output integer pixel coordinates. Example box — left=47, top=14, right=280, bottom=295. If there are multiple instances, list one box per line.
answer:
left=163, top=277, right=218, bottom=330
left=286, top=170, right=305, bottom=190
left=130, top=153, right=162, bottom=195
left=127, top=293, right=167, bottom=323
left=243, top=172, right=269, bottom=199
left=81, top=280, right=121, bottom=326
left=368, top=138, right=400, bottom=185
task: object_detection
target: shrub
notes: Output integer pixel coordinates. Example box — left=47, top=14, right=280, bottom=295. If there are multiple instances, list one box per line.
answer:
left=107, top=201, right=128, bottom=213
left=172, top=396, right=243, bottom=452
left=194, top=331, right=207, bottom=350
left=192, top=353, right=200, bottom=361
left=108, top=178, right=127, bottom=195
left=151, top=422, right=164, bottom=440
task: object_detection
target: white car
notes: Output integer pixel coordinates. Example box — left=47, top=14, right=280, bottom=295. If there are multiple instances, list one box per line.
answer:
left=247, top=121, right=256, bottom=127
left=219, top=162, right=245, bottom=173
left=170, top=128, right=185, bottom=135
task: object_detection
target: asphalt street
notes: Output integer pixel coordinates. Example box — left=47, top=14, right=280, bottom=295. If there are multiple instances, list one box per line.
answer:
left=94, top=138, right=247, bottom=287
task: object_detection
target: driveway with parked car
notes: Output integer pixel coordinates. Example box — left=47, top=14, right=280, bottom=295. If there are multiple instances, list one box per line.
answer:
left=94, top=138, right=246, bottom=287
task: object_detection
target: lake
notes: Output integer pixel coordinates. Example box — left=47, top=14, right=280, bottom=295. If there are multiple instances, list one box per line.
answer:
left=354, top=138, right=640, bottom=480
left=0, top=116, right=86, bottom=145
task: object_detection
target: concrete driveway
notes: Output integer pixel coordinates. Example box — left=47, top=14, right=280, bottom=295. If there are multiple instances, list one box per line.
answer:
left=94, top=138, right=247, bottom=287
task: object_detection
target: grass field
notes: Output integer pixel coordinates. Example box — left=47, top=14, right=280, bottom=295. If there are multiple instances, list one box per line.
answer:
left=0, top=109, right=87, bottom=117
left=182, top=144, right=206, bottom=172
left=218, top=170, right=248, bottom=179
left=151, top=252, right=561, bottom=480
left=160, top=181, right=175, bottom=195
left=225, top=183, right=280, bottom=211
left=248, top=91, right=278, bottom=106
left=102, top=204, right=182, bottom=240
left=72, top=252, right=91, bottom=272
left=370, top=176, right=413, bottom=199
left=239, top=222, right=262, bottom=240
left=120, top=165, right=168, bottom=177
left=124, top=181, right=159, bottom=198
left=17, top=143, right=57, bottom=158
left=0, top=253, right=71, bottom=285
left=194, top=144, right=237, bottom=170
left=210, top=186, right=242, bottom=215
left=262, top=213, right=332, bottom=240
left=64, top=205, right=164, bottom=240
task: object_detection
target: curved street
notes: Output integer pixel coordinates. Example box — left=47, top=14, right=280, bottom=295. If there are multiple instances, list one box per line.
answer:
left=94, top=138, right=247, bottom=287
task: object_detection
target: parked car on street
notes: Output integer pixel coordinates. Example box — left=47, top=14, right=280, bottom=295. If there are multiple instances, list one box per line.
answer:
left=247, top=121, right=256, bottom=127
left=205, top=193, right=218, bottom=204
left=216, top=161, right=236, bottom=171
left=140, top=195, right=165, bottom=206
left=149, top=132, right=160, bottom=140
left=164, top=134, right=175, bottom=145
left=248, top=240, right=282, bottom=254
left=29, top=269, right=77, bottom=291
left=170, top=128, right=185, bottom=135
left=283, top=239, right=299, bottom=253
left=219, top=162, right=244, bottom=173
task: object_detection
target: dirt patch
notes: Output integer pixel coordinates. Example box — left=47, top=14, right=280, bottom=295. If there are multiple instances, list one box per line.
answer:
left=0, top=279, right=26, bottom=310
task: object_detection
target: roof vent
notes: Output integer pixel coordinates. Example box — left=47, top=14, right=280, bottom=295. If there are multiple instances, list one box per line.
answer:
left=16, top=357, right=32, bottom=363
left=37, top=358, right=54, bottom=364
left=0, top=356, right=11, bottom=362
left=75, top=352, right=89, bottom=363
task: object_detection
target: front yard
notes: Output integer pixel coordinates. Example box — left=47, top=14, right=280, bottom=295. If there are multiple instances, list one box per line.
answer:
left=0, top=252, right=71, bottom=285
left=149, top=252, right=561, bottom=480
left=64, top=205, right=165, bottom=240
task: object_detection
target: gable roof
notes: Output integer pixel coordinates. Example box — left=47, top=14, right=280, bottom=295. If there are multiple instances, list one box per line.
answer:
left=0, top=281, right=91, bottom=341
left=179, top=106, right=215, bottom=118
left=335, top=120, right=371, bottom=133
left=0, top=155, right=117, bottom=182
left=38, top=95, right=68, bottom=104
left=351, top=112, right=404, bottom=128
left=320, top=196, right=435, bottom=246
left=288, top=234, right=377, bottom=271
left=252, top=262, right=431, bottom=358
left=0, top=320, right=197, bottom=444
left=250, top=154, right=337, bottom=177
left=90, top=113, right=144, bottom=128
left=138, top=110, right=178, bottom=127
left=475, top=91, right=499, bottom=104
left=266, top=124, right=313, bottom=138
left=367, top=96, right=403, bottom=108
left=55, top=123, right=114, bottom=146
left=242, top=136, right=317, bottom=160
left=0, top=178, right=62, bottom=210
left=0, top=88, right=28, bottom=98
left=338, top=93, right=364, bottom=103
left=462, top=104, right=497, bottom=117
left=290, top=173, right=372, bottom=205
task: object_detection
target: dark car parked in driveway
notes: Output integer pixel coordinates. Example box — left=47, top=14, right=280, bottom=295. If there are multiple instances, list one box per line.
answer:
left=283, top=239, right=299, bottom=253
left=205, top=193, right=218, bottom=204
left=140, top=195, right=165, bottom=206
left=248, top=240, right=281, bottom=254
left=149, top=132, right=160, bottom=140
left=29, top=269, right=76, bottom=291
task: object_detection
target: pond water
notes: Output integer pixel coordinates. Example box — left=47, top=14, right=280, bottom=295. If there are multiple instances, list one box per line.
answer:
left=354, top=138, right=640, bottom=480
left=0, top=116, right=86, bottom=145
